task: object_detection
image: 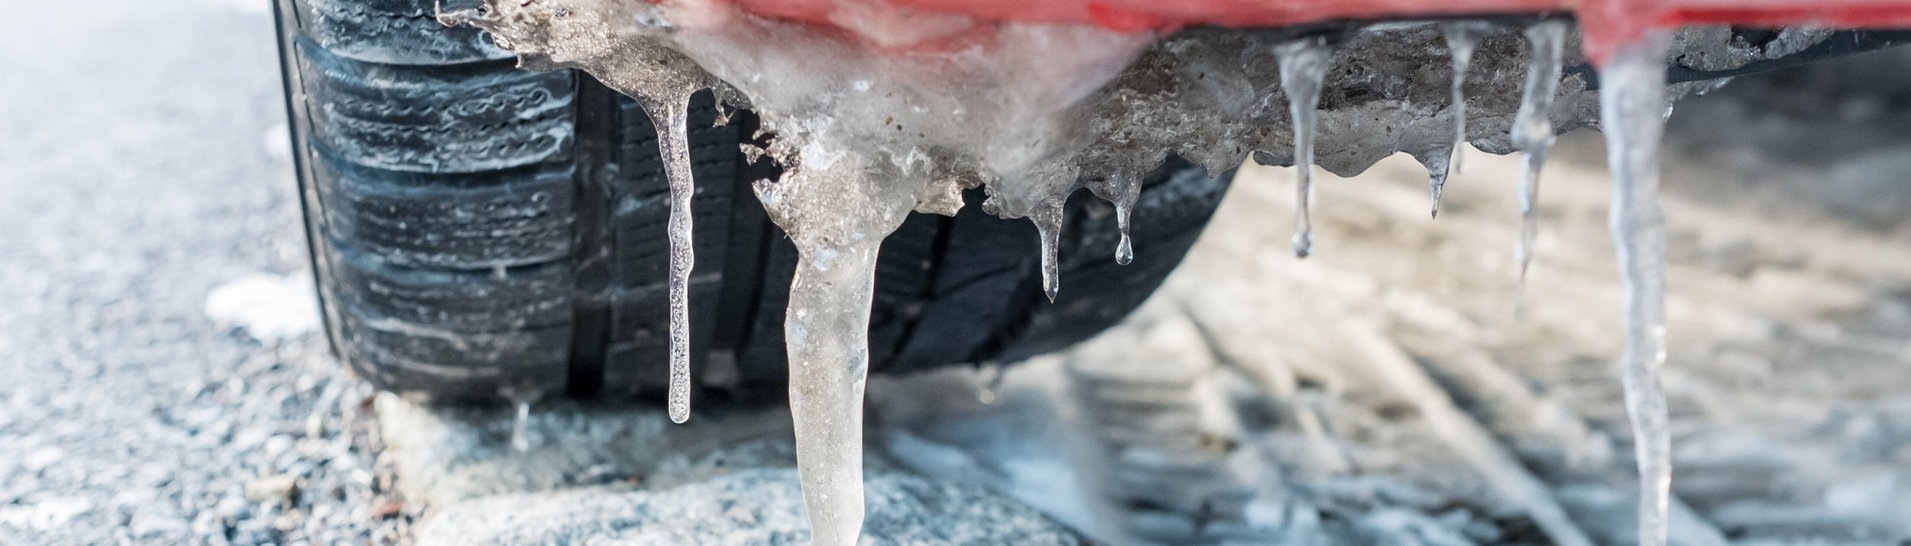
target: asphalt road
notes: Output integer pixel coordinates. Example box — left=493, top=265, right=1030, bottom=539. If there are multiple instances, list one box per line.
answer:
left=0, top=2, right=399, bottom=543
left=0, top=4, right=1081, bottom=544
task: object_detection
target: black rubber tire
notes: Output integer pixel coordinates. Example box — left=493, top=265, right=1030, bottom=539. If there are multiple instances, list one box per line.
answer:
left=270, top=0, right=1234, bottom=403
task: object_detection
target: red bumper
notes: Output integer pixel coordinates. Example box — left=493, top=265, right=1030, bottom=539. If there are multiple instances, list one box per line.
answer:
left=723, top=0, right=1911, bottom=64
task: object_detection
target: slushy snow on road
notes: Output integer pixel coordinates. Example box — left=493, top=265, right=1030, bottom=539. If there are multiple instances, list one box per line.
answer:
left=204, top=272, right=320, bottom=342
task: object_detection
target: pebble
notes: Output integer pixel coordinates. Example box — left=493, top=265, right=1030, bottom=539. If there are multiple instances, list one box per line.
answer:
left=20, top=446, right=64, bottom=473
left=217, top=495, right=252, bottom=519
left=130, top=511, right=191, bottom=537
left=245, top=475, right=300, bottom=506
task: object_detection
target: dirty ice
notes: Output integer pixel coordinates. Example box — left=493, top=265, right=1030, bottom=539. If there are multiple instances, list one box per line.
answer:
left=439, top=1, right=1684, bottom=544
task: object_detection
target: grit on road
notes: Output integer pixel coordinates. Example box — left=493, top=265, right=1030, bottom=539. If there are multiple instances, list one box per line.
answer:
left=0, top=1, right=402, bottom=543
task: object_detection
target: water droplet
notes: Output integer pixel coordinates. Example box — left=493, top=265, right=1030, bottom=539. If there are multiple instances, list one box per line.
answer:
left=1089, top=174, right=1140, bottom=266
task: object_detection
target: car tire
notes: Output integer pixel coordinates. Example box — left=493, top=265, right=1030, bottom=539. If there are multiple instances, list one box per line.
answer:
left=269, top=0, right=1234, bottom=403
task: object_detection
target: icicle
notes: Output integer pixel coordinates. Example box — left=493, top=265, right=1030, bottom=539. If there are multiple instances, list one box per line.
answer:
left=634, top=90, right=702, bottom=425
left=440, top=1, right=715, bottom=426
left=783, top=239, right=881, bottom=546
left=510, top=399, right=533, bottom=452
left=1031, top=194, right=1068, bottom=302
left=759, top=160, right=915, bottom=546
left=1439, top=23, right=1481, bottom=214
left=1513, top=21, right=1568, bottom=286
left=1088, top=174, right=1141, bottom=266
left=498, top=383, right=542, bottom=452
left=977, top=364, right=1008, bottom=405
left=1415, top=150, right=1451, bottom=219
left=1599, top=31, right=1674, bottom=546
left=751, top=145, right=919, bottom=546
left=1275, top=37, right=1331, bottom=258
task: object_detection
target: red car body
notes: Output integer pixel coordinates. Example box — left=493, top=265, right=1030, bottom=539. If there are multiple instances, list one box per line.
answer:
left=719, top=0, right=1911, bottom=63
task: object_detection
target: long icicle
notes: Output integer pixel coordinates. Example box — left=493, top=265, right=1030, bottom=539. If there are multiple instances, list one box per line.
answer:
left=1599, top=31, right=1675, bottom=546
left=784, top=238, right=882, bottom=546
left=1276, top=37, right=1332, bottom=258
left=433, top=2, right=710, bottom=424
left=753, top=154, right=912, bottom=546
left=1436, top=24, right=1481, bottom=216
left=637, top=91, right=700, bottom=425
left=1514, top=21, right=1568, bottom=289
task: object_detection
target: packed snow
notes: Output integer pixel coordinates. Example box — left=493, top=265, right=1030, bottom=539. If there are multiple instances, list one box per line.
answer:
left=203, top=272, right=321, bottom=342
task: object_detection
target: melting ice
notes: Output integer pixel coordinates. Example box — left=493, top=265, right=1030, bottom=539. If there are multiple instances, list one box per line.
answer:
left=439, top=2, right=1688, bottom=544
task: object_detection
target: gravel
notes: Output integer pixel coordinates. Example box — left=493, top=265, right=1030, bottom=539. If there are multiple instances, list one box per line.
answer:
left=0, top=1, right=405, bottom=544
left=373, top=395, right=797, bottom=507
left=413, top=465, right=1086, bottom=545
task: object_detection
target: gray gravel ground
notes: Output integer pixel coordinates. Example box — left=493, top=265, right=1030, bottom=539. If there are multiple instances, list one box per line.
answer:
left=415, top=468, right=1087, bottom=545
left=0, top=1, right=405, bottom=544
